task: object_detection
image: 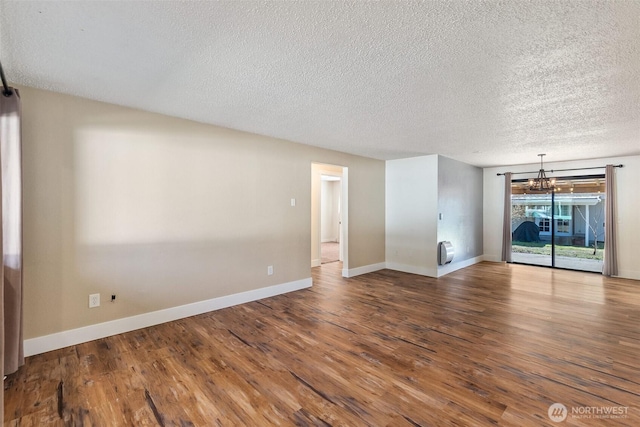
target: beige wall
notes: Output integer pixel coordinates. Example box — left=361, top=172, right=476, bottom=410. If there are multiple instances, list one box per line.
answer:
left=20, top=86, right=385, bottom=339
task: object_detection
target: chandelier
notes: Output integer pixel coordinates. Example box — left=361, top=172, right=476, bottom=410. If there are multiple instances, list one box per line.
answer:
left=528, top=154, right=556, bottom=192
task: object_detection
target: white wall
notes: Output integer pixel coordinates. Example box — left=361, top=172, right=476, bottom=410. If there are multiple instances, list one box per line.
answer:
left=483, top=155, right=640, bottom=280
left=321, top=180, right=340, bottom=242
left=386, top=155, right=439, bottom=276
left=437, top=155, right=483, bottom=275
left=386, top=155, right=485, bottom=277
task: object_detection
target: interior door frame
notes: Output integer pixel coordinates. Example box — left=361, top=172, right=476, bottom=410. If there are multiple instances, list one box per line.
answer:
left=311, top=163, right=348, bottom=274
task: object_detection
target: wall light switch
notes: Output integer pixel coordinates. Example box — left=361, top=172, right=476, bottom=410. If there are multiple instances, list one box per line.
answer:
left=291, top=198, right=296, bottom=207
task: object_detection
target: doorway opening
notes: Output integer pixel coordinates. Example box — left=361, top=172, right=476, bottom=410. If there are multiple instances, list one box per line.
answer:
left=320, top=174, right=341, bottom=264
left=510, top=174, right=605, bottom=273
left=311, top=163, right=347, bottom=273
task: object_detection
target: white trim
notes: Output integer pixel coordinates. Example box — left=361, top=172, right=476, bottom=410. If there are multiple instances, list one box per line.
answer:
left=479, top=255, right=640, bottom=280
left=436, top=255, right=484, bottom=277
left=617, top=269, right=640, bottom=281
left=385, top=262, right=438, bottom=278
left=342, top=262, right=386, bottom=278
left=482, top=254, right=502, bottom=263
left=24, top=277, right=312, bottom=357
left=311, top=259, right=321, bottom=267
left=341, top=167, right=349, bottom=272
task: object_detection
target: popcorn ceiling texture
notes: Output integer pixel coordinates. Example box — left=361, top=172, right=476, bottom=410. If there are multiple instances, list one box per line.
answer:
left=1, top=1, right=638, bottom=166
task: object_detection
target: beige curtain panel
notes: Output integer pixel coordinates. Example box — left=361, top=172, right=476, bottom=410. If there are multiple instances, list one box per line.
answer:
left=603, top=165, right=618, bottom=276
left=1, top=87, right=24, bottom=421
left=501, top=172, right=512, bottom=262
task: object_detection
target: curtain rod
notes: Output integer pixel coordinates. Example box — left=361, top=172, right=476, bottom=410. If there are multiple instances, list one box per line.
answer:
left=0, top=60, right=13, bottom=97
left=496, top=164, right=623, bottom=176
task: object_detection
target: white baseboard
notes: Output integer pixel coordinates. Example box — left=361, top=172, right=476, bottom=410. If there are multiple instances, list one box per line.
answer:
left=479, top=256, right=640, bottom=281
left=482, top=254, right=502, bottom=263
left=342, top=262, right=386, bottom=278
left=437, top=255, right=484, bottom=277
left=311, top=258, right=321, bottom=267
left=386, top=256, right=486, bottom=278
left=617, top=269, right=640, bottom=281
left=385, top=262, right=437, bottom=278
left=24, top=277, right=312, bottom=357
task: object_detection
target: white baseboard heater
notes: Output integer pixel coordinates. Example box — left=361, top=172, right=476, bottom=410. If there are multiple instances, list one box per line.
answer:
left=438, top=241, right=454, bottom=265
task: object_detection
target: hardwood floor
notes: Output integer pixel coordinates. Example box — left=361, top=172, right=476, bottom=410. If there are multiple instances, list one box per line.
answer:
left=4, top=262, right=640, bottom=426
left=321, top=242, right=340, bottom=264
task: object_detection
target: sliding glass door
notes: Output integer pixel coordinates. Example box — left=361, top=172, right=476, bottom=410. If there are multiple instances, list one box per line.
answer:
left=510, top=175, right=604, bottom=273
left=511, top=191, right=552, bottom=267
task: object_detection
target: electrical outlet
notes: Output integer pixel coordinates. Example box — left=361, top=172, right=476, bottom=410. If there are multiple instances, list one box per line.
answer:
left=267, top=265, right=274, bottom=276
left=89, top=293, right=100, bottom=308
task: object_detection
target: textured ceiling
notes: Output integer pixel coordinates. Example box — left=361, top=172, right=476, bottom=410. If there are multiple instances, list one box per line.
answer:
left=1, top=1, right=638, bottom=167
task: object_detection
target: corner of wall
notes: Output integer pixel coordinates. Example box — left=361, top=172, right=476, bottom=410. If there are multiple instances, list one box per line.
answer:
left=342, top=262, right=386, bottom=278
left=436, top=255, right=484, bottom=277
left=385, top=262, right=438, bottom=278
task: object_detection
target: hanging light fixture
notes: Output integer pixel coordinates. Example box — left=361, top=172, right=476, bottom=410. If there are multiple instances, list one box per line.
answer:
left=528, top=154, right=556, bottom=192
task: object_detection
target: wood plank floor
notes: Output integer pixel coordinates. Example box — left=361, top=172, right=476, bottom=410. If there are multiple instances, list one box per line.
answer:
left=5, top=262, right=640, bottom=426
